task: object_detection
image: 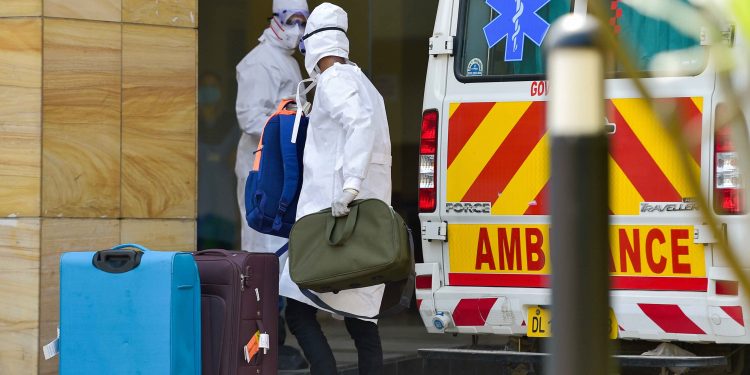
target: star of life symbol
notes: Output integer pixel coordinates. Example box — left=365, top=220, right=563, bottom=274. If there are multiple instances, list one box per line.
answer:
left=483, top=0, right=552, bottom=62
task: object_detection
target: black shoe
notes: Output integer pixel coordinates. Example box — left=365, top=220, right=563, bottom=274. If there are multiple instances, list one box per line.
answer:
left=278, top=344, right=309, bottom=370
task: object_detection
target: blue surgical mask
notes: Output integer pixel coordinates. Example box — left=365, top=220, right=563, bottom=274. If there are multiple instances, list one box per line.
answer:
left=199, top=86, right=221, bottom=105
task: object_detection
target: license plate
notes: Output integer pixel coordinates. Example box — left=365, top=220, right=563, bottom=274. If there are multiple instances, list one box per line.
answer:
left=526, top=306, right=618, bottom=339
left=527, top=306, right=552, bottom=337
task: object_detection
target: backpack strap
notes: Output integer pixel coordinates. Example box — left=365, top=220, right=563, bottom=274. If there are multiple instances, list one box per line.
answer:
left=276, top=98, right=297, bottom=115
left=253, top=99, right=298, bottom=173
left=273, top=113, right=303, bottom=232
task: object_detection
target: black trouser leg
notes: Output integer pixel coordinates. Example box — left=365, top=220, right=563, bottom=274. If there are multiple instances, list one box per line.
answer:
left=344, top=317, right=383, bottom=375
left=285, top=298, right=337, bottom=375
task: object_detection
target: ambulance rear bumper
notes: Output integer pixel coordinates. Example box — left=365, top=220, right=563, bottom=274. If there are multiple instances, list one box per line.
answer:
left=415, top=264, right=750, bottom=344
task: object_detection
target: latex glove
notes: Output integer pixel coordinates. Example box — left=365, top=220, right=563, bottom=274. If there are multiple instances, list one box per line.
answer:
left=332, top=189, right=358, bottom=217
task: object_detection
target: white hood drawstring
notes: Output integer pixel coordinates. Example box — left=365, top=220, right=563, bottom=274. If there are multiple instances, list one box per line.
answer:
left=291, top=78, right=316, bottom=143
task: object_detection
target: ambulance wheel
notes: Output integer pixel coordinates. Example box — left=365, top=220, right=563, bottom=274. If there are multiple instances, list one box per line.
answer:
left=725, top=345, right=747, bottom=375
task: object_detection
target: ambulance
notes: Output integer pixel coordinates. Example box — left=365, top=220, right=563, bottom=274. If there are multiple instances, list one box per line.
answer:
left=416, top=0, right=750, bottom=364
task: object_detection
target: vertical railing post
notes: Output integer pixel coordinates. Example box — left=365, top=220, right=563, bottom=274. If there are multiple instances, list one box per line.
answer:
left=545, top=14, right=611, bottom=375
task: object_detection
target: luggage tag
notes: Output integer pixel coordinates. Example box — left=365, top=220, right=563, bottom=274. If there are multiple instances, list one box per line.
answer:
left=259, top=333, right=270, bottom=354
left=243, top=330, right=261, bottom=363
left=43, top=327, right=60, bottom=360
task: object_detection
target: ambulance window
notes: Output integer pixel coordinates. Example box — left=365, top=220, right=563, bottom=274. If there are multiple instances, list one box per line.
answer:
left=605, top=0, right=706, bottom=76
left=456, top=0, right=572, bottom=81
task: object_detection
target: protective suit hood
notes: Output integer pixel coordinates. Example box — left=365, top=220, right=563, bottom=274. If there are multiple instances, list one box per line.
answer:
left=303, top=3, right=349, bottom=77
left=273, top=0, right=308, bottom=14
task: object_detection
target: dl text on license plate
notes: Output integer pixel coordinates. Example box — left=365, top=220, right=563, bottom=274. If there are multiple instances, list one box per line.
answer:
left=527, top=306, right=618, bottom=339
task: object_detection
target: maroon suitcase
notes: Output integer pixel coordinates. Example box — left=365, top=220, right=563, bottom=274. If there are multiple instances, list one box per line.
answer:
left=193, top=250, right=279, bottom=375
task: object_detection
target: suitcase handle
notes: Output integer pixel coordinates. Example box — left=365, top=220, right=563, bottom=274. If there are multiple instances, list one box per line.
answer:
left=195, top=249, right=232, bottom=257
left=92, top=249, right=144, bottom=273
left=111, top=243, right=151, bottom=252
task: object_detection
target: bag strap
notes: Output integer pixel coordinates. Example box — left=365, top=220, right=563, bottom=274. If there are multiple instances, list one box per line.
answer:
left=273, top=114, right=304, bottom=232
left=275, top=242, right=289, bottom=257
left=325, top=204, right=359, bottom=246
left=276, top=98, right=296, bottom=114
left=111, top=243, right=151, bottom=252
left=291, top=78, right=316, bottom=144
left=300, top=228, right=416, bottom=320
left=195, top=249, right=232, bottom=257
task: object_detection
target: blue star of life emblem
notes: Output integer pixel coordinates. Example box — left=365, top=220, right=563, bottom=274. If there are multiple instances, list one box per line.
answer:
left=483, top=0, right=552, bottom=62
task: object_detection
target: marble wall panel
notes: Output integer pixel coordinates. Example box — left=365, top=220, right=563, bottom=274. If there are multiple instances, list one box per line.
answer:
left=121, top=219, right=197, bottom=251
left=123, top=0, right=197, bottom=28
left=43, top=19, right=121, bottom=218
left=122, top=24, right=196, bottom=219
left=0, top=19, right=41, bottom=217
left=0, top=219, right=40, bottom=375
left=0, top=0, right=41, bottom=17
left=44, top=0, right=120, bottom=22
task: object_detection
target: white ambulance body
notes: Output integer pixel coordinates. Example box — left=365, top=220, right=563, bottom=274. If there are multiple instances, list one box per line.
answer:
left=417, top=0, right=750, bottom=346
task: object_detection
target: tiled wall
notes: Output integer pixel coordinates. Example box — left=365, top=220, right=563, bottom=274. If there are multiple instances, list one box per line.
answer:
left=0, top=1, right=198, bottom=373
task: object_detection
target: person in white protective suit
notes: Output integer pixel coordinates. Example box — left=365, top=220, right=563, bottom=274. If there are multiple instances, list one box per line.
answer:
left=235, top=0, right=308, bottom=253
left=279, top=3, right=392, bottom=374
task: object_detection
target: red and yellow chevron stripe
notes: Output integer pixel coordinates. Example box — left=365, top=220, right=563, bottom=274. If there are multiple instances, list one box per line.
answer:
left=446, top=98, right=703, bottom=215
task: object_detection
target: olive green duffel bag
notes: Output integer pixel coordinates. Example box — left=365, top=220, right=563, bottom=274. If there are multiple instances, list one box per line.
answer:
left=289, top=198, right=413, bottom=294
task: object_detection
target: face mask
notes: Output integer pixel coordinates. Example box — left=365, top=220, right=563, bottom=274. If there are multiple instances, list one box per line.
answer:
left=199, top=86, right=221, bottom=105
left=304, top=46, right=319, bottom=77
left=275, top=20, right=304, bottom=50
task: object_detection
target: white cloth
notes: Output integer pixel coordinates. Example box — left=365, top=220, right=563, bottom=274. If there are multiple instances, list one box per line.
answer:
left=302, top=2, right=349, bottom=78
left=279, top=58, right=393, bottom=321
left=235, top=27, right=303, bottom=253
left=273, top=0, right=308, bottom=13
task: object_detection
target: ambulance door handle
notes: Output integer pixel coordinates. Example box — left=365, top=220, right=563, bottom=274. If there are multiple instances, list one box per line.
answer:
left=604, top=117, right=616, bottom=135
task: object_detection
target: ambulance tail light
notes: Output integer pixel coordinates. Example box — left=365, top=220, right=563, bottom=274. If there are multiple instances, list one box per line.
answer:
left=716, top=280, right=739, bottom=296
left=416, top=274, right=432, bottom=290
left=419, top=110, right=438, bottom=213
left=714, top=108, right=745, bottom=215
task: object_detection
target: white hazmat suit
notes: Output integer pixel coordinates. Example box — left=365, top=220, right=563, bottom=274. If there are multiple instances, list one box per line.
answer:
left=235, top=0, right=307, bottom=253
left=279, top=3, right=392, bottom=320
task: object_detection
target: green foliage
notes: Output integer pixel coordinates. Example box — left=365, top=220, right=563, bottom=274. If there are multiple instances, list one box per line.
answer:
left=734, top=0, right=750, bottom=41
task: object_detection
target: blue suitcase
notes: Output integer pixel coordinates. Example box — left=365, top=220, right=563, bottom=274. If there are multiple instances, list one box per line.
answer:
left=59, top=244, right=201, bottom=375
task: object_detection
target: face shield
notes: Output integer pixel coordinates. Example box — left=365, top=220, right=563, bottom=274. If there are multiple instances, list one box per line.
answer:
left=276, top=9, right=309, bottom=27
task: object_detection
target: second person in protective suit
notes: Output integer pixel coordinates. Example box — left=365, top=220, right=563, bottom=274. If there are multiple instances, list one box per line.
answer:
left=235, top=0, right=308, bottom=254
left=234, top=0, right=310, bottom=370
left=279, top=3, right=392, bottom=374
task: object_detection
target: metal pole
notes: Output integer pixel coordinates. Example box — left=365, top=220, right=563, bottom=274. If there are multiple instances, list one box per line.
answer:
left=545, top=15, right=610, bottom=375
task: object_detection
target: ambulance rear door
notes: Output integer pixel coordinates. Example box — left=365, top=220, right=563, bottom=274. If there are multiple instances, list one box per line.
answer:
left=441, top=0, right=712, bottom=294
left=441, top=0, right=576, bottom=289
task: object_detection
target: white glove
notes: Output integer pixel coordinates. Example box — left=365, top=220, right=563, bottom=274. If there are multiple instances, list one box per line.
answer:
left=332, top=189, right=358, bottom=217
